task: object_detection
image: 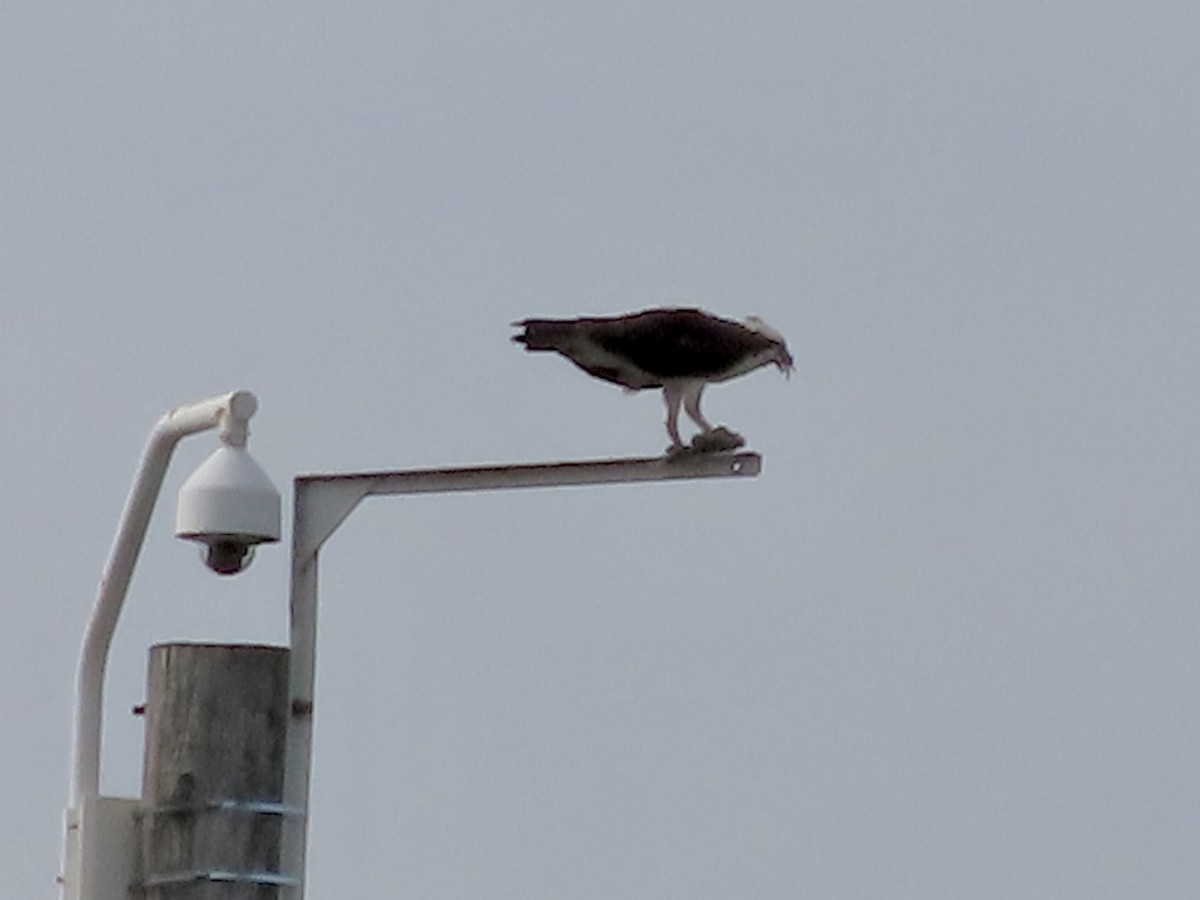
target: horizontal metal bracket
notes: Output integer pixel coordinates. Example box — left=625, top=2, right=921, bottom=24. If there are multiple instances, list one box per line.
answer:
left=293, top=450, right=762, bottom=560
left=141, top=869, right=300, bottom=888
left=135, top=800, right=303, bottom=892
left=137, top=799, right=304, bottom=819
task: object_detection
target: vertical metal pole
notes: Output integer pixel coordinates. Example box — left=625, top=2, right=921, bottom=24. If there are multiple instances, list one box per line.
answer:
left=281, top=526, right=320, bottom=897
left=281, top=477, right=371, bottom=898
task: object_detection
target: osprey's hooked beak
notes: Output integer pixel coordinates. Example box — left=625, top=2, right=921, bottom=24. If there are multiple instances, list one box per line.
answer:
left=774, top=347, right=795, bottom=378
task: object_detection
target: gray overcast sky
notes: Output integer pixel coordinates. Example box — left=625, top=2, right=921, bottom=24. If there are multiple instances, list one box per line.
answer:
left=4, top=3, right=1199, bottom=897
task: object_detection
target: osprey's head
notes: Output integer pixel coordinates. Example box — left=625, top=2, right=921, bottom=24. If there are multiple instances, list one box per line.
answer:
left=743, top=315, right=794, bottom=377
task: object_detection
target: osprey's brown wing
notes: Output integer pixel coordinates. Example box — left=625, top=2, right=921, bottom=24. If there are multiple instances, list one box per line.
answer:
left=513, top=307, right=782, bottom=389
left=586, top=309, right=772, bottom=380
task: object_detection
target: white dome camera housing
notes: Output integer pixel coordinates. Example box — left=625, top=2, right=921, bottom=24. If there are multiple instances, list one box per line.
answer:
left=176, top=443, right=282, bottom=575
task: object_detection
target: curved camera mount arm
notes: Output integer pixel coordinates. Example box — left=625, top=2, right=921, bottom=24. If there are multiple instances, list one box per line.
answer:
left=69, top=390, right=268, bottom=807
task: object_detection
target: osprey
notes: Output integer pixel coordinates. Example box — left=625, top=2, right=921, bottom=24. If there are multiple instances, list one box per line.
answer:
left=512, top=307, right=793, bottom=452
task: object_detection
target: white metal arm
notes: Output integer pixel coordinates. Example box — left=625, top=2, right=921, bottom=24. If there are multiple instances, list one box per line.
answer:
left=70, top=390, right=259, bottom=806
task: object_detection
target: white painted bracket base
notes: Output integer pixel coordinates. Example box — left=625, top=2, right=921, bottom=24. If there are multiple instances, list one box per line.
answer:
left=61, top=796, right=140, bottom=900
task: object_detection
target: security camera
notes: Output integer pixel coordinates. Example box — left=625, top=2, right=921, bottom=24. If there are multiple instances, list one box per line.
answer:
left=176, top=444, right=281, bottom=576
left=190, top=535, right=257, bottom=575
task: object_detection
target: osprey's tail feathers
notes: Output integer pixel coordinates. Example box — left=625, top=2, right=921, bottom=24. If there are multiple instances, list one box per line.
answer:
left=511, top=319, right=579, bottom=351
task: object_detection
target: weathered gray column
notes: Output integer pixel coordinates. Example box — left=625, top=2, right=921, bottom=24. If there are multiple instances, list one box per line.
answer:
left=139, top=643, right=292, bottom=899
